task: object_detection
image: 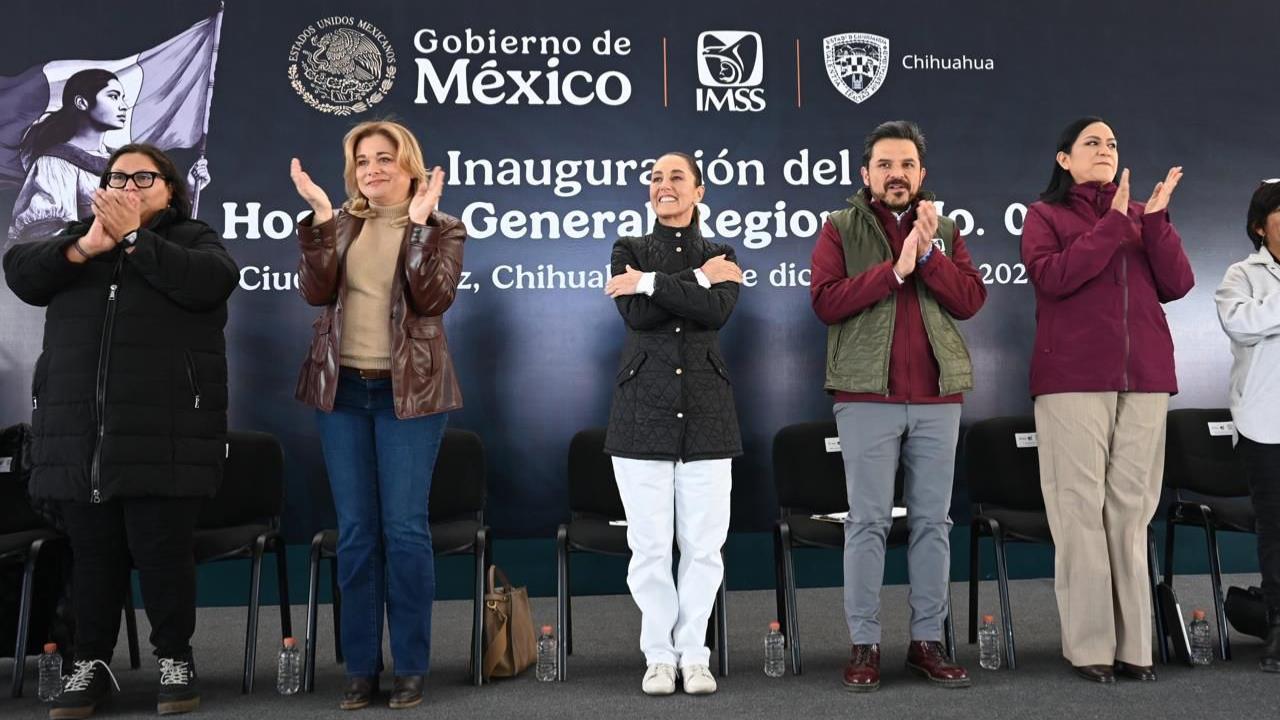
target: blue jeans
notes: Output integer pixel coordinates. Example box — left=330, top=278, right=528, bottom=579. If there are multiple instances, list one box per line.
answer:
left=315, top=373, right=447, bottom=678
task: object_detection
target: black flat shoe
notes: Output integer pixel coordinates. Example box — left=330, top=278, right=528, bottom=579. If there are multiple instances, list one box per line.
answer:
left=388, top=675, right=424, bottom=710
left=1114, top=661, right=1157, bottom=681
left=339, top=676, right=378, bottom=711
left=1072, top=664, right=1116, bottom=684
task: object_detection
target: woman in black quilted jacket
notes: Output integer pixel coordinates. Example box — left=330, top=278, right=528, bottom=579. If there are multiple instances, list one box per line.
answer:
left=602, top=152, right=743, bottom=696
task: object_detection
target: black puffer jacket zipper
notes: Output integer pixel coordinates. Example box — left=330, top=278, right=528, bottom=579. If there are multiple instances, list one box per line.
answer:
left=90, top=253, right=124, bottom=503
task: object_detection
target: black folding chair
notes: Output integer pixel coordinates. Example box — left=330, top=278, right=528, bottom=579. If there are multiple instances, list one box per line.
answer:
left=1162, top=408, right=1255, bottom=661
left=303, top=428, right=490, bottom=691
left=160, top=430, right=291, bottom=694
left=967, top=416, right=1169, bottom=667
left=556, top=429, right=728, bottom=681
left=771, top=421, right=956, bottom=676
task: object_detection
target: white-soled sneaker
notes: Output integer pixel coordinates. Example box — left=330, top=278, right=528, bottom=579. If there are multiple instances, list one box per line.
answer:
left=681, top=664, right=717, bottom=695
left=641, top=663, right=677, bottom=695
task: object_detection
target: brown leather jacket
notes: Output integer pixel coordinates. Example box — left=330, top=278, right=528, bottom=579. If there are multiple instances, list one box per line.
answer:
left=294, top=209, right=465, bottom=418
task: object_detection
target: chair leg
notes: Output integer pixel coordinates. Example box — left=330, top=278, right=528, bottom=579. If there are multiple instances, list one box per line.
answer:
left=470, top=528, right=487, bottom=686
left=304, top=531, right=323, bottom=693
left=1202, top=520, right=1231, bottom=660
left=273, top=537, right=292, bottom=639
left=944, top=583, right=957, bottom=661
left=329, top=556, right=343, bottom=664
left=1163, top=515, right=1177, bottom=584
left=716, top=553, right=729, bottom=677
left=772, top=524, right=788, bottom=641
left=1147, top=526, right=1169, bottom=665
left=968, top=521, right=981, bottom=645
left=124, top=578, right=141, bottom=670
left=11, top=539, right=44, bottom=698
left=555, top=525, right=569, bottom=681
left=991, top=521, right=1016, bottom=670
left=243, top=535, right=267, bottom=694
left=778, top=522, right=802, bottom=675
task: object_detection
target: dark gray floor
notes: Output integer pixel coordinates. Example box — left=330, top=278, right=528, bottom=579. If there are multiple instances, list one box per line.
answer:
left=3, top=573, right=1277, bottom=719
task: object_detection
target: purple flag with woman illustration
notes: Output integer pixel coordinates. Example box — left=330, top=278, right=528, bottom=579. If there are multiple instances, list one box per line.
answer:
left=0, top=8, right=223, bottom=244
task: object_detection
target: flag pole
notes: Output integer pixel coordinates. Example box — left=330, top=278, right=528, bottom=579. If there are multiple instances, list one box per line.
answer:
left=191, top=1, right=224, bottom=219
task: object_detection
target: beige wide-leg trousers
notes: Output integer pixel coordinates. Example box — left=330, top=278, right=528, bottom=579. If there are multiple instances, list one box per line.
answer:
left=1034, top=391, right=1167, bottom=667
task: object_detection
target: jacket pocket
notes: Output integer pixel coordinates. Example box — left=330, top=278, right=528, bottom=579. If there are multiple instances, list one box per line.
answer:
left=183, top=350, right=203, bottom=409
left=308, top=312, right=332, bottom=364
left=706, top=350, right=731, bottom=384
left=407, top=321, right=439, bottom=377
left=616, top=351, right=648, bottom=385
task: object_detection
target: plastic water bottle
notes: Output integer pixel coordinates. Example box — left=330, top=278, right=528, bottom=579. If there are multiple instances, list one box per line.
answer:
left=536, top=625, right=557, bottom=682
left=764, top=621, right=785, bottom=677
left=276, top=637, right=301, bottom=695
left=1189, top=609, right=1213, bottom=666
left=978, top=615, right=1001, bottom=670
left=37, top=643, right=62, bottom=701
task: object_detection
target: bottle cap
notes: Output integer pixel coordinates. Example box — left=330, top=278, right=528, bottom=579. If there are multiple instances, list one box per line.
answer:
left=1192, top=609, right=1206, bottom=621
left=283, top=637, right=296, bottom=649
left=769, top=621, right=780, bottom=631
left=43, top=642, right=57, bottom=653
left=982, top=614, right=995, bottom=623
left=541, top=625, right=553, bottom=635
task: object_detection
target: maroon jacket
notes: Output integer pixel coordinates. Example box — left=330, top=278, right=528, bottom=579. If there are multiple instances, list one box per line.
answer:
left=1021, top=182, right=1194, bottom=397
left=810, top=196, right=987, bottom=403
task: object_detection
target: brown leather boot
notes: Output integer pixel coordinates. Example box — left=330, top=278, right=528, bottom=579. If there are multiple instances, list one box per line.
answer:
left=842, top=644, right=880, bottom=692
left=906, top=641, right=971, bottom=688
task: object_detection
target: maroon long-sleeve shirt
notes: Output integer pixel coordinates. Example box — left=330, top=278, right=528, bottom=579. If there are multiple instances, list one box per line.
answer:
left=810, top=197, right=987, bottom=404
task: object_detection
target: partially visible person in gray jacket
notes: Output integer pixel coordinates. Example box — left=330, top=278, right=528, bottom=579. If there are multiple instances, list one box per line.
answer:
left=1214, top=178, right=1280, bottom=673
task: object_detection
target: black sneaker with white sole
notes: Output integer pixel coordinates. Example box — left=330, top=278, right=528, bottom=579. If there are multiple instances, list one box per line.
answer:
left=156, top=655, right=200, bottom=715
left=49, top=659, right=118, bottom=720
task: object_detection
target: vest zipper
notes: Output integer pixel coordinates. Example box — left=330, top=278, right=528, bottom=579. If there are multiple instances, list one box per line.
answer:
left=184, top=351, right=202, bottom=409
left=90, top=256, right=124, bottom=504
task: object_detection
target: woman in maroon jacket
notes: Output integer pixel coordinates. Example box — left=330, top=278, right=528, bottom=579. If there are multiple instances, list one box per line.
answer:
left=1021, top=116, right=1193, bottom=684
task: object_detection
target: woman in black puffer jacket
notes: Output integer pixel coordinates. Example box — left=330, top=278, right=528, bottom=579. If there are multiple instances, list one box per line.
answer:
left=4, top=143, right=237, bottom=719
left=603, top=151, right=742, bottom=697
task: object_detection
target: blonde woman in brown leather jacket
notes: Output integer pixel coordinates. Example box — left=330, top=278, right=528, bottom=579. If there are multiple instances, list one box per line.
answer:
left=290, top=120, right=465, bottom=710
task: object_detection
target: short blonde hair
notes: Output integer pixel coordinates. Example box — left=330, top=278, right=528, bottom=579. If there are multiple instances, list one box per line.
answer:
left=340, top=120, right=428, bottom=217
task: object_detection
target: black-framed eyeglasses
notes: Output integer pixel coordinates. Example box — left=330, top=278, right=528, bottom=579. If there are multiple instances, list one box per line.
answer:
left=102, top=171, right=165, bottom=189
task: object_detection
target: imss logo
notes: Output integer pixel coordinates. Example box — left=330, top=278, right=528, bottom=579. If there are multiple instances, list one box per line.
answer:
left=695, top=31, right=765, bottom=112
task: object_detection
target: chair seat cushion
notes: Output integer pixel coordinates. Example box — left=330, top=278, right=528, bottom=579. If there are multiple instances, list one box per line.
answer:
left=193, top=524, right=273, bottom=563
left=784, top=514, right=910, bottom=549
left=316, top=519, right=483, bottom=559
left=1175, top=496, right=1257, bottom=534
left=565, top=517, right=630, bottom=556
left=973, top=506, right=1053, bottom=544
left=0, top=528, right=62, bottom=560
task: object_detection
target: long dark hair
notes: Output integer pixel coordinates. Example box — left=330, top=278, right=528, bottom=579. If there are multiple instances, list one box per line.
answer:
left=19, top=69, right=120, bottom=169
left=1039, top=116, right=1109, bottom=204
left=657, top=151, right=703, bottom=224
left=101, top=144, right=191, bottom=219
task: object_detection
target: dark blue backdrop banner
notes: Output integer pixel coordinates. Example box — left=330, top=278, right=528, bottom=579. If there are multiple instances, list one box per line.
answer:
left=2, top=0, right=1277, bottom=543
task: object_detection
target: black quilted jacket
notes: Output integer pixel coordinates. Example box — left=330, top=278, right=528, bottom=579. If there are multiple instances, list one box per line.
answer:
left=604, top=222, right=742, bottom=461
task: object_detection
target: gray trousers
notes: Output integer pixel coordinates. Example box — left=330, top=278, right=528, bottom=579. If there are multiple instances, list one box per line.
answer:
left=835, top=402, right=961, bottom=644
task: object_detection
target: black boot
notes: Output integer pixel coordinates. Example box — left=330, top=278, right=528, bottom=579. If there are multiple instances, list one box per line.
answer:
left=1262, top=608, right=1280, bottom=673
left=49, top=659, right=118, bottom=720
left=156, top=654, right=200, bottom=715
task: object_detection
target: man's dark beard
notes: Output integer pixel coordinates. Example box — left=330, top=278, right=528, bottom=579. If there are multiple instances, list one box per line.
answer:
left=878, top=185, right=916, bottom=212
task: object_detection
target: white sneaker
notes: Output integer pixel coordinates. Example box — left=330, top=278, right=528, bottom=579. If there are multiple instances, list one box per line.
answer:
left=641, top=663, right=677, bottom=695
left=681, top=664, right=717, bottom=695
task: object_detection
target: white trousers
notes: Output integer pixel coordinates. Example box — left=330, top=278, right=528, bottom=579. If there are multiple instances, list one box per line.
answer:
left=611, top=457, right=732, bottom=668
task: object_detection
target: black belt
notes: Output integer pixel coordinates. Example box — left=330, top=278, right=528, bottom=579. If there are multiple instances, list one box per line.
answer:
left=340, top=366, right=391, bottom=380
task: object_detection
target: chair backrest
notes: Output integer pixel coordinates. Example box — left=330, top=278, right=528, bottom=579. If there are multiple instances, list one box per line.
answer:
left=428, top=429, right=486, bottom=522
left=197, top=431, right=284, bottom=529
left=567, top=428, right=625, bottom=519
left=1164, top=408, right=1249, bottom=497
left=773, top=421, right=860, bottom=515
left=964, top=416, right=1044, bottom=512
left=0, top=423, right=47, bottom=534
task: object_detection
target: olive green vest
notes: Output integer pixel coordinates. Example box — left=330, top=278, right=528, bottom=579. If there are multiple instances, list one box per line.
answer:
left=823, top=191, right=974, bottom=396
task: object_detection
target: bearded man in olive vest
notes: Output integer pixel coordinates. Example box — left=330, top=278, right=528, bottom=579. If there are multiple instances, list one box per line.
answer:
left=809, top=121, right=987, bottom=692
